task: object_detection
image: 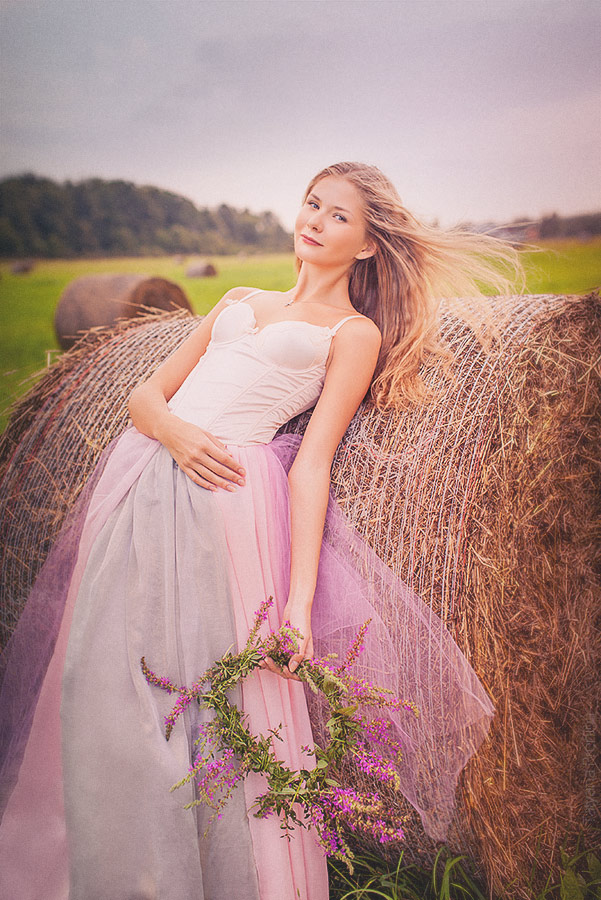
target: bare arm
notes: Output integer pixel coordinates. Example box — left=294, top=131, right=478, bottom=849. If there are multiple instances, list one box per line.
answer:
left=263, top=316, right=382, bottom=678
left=128, top=288, right=252, bottom=491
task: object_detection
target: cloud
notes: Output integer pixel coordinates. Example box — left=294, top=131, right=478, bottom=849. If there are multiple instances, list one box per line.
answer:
left=1, top=0, right=599, bottom=227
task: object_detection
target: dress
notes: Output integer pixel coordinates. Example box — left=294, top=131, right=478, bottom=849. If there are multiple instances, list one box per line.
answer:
left=0, top=289, right=495, bottom=900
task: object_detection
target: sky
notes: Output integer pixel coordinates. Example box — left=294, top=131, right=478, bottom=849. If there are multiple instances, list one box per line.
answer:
left=1, top=0, right=600, bottom=229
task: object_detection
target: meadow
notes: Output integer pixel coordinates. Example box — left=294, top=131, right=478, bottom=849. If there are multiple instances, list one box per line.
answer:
left=1, top=238, right=600, bottom=431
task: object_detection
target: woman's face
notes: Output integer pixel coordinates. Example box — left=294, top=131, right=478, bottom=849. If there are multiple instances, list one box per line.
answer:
left=294, top=175, right=374, bottom=269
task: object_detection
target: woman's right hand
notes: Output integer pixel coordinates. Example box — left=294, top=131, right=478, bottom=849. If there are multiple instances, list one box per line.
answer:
left=159, top=416, right=246, bottom=492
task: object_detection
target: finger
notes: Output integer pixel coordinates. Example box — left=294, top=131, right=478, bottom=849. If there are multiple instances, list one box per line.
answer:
left=204, top=433, right=228, bottom=452
left=263, top=657, right=299, bottom=681
left=287, top=651, right=307, bottom=675
left=192, top=459, right=245, bottom=489
left=203, top=444, right=246, bottom=479
left=172, top=454, right=234, bottom=492
left=180, top=466, right=219, bottom=492
left=284, top=666, right=302, bottom=682
left=194, top=447, right=244, bottom=476
left=191, top=463, right=242, bottom=492
left=262, top=657, right=282, bottom=675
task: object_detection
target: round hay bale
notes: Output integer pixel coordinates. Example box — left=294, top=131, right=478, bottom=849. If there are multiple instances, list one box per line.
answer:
left=127, top=277, right=191, bottom=315
left=1, top=294, right=599, bottom=896
left=54, top=274, right=192, bottom=349
left=10, top=259, right=34, bottom=275
left=185, top=260, right=218, bottom=278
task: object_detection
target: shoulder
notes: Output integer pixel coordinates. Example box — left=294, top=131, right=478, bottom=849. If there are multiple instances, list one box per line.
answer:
left=204, top=286, right=261, bottom=322
left=222, top=286, right=260, bottom=302
left=334, top=314, right=382, bottom=349
left=326, top=315, right=381, bottom=379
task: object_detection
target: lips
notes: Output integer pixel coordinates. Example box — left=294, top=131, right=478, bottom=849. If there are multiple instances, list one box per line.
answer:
left=300, top=234, right=323, bottom=246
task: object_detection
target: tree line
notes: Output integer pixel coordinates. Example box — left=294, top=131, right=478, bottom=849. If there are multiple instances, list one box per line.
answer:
left=0, top=174, right=293, bottom=258
left=537, top=211, right=601, bottom=239
left=1, top=174, right=598, bottom=259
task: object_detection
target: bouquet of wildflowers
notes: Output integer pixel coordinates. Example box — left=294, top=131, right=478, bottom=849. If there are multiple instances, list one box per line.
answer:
left=141, top=596, right=418, bottom=871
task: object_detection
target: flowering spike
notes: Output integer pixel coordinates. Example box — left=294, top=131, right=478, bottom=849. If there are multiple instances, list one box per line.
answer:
left=336, top=618, right=372, bottom=674
left=142, top=599, right=417, bottom=871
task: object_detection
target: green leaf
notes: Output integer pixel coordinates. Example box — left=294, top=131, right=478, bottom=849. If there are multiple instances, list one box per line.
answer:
left=587, top=852, right=601, bottom=886
left=321, top=676, right=339, bottom=696
left=560, top=868, right=585, bottom=900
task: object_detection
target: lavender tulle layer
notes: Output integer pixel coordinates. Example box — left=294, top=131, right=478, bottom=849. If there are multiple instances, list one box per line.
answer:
left=0, top=427, right=494, bottom=900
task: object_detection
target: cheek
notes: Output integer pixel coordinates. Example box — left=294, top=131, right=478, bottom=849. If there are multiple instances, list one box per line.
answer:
left=336, top=227, right=367, bottom=257
left=294, top=207, right=307, bottom=234
left=351, top=224, right=369, bottom=254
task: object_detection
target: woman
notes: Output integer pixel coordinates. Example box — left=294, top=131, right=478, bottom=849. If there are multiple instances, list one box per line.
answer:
left=0, top=162, right=519, bottom=899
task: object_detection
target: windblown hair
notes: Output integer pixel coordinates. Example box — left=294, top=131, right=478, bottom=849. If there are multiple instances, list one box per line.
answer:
left=299, top=162, right=524, bottom=409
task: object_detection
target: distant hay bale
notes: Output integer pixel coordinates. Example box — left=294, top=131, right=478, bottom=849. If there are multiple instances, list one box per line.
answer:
left=54, top=273, right=192, bottom=349
left=0, top=293, right=599, bottom=896
left=127, top=277, right=191, bottom=316
left=185, top=260, right=218, bottom=278
left=10, top=260, right=34, bottom=275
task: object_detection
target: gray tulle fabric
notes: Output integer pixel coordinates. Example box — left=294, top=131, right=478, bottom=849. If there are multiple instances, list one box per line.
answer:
left=61, top=448, right=260, bottom=900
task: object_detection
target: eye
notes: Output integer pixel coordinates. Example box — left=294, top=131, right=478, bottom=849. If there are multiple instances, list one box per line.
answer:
left=308, top=200, right=319, bottom=210
left=333, top=213, right=347, bottom=223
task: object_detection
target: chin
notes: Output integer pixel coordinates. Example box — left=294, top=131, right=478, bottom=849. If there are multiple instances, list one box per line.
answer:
left=294, top=239, right=314, bottom=263
left=295, top=234, right=326, bottom=256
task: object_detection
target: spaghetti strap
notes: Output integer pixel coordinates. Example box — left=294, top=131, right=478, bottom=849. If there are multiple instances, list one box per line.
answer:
left=225, top=288, right=264, bottom=305
left=241, top=288, right=264, bottom=302
left=330, top=314, right=364, bottom=335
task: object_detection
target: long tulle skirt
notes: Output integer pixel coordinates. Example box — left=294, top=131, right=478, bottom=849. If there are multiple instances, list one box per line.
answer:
left=0, top=428, right=494, bottom=899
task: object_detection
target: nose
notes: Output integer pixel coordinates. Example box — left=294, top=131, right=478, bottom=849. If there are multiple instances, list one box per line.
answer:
left=306, top=209, right=323, bottom=231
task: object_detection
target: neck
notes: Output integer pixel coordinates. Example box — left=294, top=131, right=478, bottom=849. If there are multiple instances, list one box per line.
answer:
left=291, top=262, right=354, bottom=309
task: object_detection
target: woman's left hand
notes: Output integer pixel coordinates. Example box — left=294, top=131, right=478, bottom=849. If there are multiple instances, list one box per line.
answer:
left=261, top=603, right=314, bottom=681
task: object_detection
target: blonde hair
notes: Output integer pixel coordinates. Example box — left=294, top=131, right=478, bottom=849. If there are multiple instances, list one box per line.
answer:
left=299, top=162, right=523, bottom=409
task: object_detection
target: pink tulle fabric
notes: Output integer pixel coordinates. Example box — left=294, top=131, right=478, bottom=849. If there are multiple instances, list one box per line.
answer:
left=1, top=429, right=493, bottom=852
left=267, top=434, right=494, bottom=840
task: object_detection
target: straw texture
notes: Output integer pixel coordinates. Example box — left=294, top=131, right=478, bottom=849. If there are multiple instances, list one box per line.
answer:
left=1, top=293, right=599, bottom=896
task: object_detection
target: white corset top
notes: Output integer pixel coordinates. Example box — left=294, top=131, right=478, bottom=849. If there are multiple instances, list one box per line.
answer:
left=167, top=294, right=362, bottom=446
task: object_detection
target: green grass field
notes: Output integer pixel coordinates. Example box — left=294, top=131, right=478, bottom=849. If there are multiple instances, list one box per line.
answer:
left=1, top=238, right=600, bottom=431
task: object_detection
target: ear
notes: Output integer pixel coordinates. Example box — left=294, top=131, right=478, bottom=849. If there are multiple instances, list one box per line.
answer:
left=355, top=242, right=376, bottom=261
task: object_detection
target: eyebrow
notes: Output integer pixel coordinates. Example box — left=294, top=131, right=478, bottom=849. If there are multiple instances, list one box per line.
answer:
left=308, top=192, right=352, bottom=215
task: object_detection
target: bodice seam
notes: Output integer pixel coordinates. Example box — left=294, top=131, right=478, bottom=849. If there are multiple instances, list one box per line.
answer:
left=236, top=377, right=325, bottom=442
left=190, top=363, right=281, bottom=437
